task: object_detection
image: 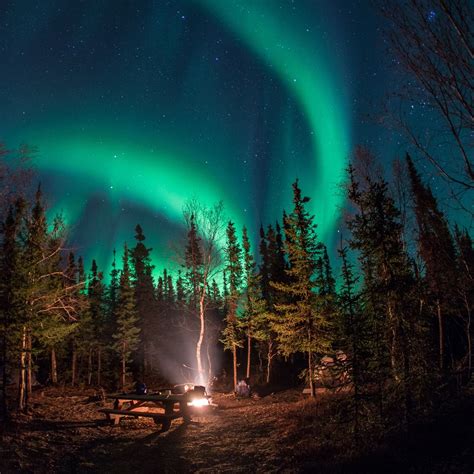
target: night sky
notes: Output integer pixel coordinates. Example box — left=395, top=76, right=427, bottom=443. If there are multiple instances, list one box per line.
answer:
left=0, top=0, right=409, bottom=275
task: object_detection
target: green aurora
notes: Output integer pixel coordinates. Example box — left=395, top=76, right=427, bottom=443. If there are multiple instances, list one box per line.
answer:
left=1, top=0, right=351, bottom=277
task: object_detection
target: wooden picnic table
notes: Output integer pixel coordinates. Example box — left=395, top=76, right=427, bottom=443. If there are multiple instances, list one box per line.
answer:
left=99, top=389, right=210, bottom=431
left=100, top=392, right=193, bottom=431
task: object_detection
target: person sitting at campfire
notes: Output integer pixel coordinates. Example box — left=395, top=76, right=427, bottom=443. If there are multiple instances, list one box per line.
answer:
left=134, top=381, right=148, bottom=395
left=236, top=377, right=251, bottom=397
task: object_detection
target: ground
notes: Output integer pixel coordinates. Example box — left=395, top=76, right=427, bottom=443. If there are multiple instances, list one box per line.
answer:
left=0, top=387, right=473, bottom=473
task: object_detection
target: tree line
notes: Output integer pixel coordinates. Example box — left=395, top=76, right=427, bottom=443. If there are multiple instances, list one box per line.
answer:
left=0, top=146, right=472, bottom=437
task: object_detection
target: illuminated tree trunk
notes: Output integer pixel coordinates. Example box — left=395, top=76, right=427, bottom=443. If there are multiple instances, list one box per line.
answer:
left=308, top=347, right=315, bottom=398
left=206, top=339, right=212, bottom=385
left=18, top=326, right=27, bottom=412
left=71, top=344, right=77, bottom=386
left=196, top=280, right=207, bottom=386
left=266, top=340, right=274, bottom=384
left=246, top=334, right=251, bottom=379
left=232, top=344, right=238, bottom=390
left=26, top=330, right=32, bottom=396
left=51, top=347, right=58, bottom=385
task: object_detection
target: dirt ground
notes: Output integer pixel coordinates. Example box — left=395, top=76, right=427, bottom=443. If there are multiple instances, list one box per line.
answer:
left=1, top=387, right=473, bottom=473
left=0, top=388, right=306, bottom=473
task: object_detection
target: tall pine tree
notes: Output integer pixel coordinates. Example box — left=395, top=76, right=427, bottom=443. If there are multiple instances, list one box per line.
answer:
left=113, top=244, right=140, bottom=390
left=272, top=180, right=332, bottom=397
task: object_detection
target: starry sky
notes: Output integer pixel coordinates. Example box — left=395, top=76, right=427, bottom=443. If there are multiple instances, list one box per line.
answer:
left=0, top=0, right=408, bottom=276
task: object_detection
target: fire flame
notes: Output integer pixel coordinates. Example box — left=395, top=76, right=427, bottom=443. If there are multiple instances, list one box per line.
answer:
left=188, top=398, right=210, bottom=407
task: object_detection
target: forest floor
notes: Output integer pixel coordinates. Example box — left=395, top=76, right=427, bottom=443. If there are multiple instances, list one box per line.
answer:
left=0, top=385, right=473, bottom=473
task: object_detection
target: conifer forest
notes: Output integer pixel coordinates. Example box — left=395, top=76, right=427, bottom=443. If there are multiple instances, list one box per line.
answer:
left=0, top=1, right=473, bottom=472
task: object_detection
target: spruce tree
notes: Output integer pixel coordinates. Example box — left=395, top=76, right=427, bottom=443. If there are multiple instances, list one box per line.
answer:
left=241, top=226, right=265, bottom=379
left=113, top=244, right=140, bottom=390
left=406, top=154, right=459, bottom=371
left=184, top=214, right=203, bottom=311
left=222, top=221, right=243, bottom=390
left=130, top=224, right=156, bottom=376
left=454, top=226, right=474, bottom=378
left=43, top=215, right=78, bottom=386
left=88, top=260, right=106, bottom=385
left=255, top=223, right=286, bottom=384
left=176, top=270, right=185, bottom=306
left=16, top=187, right=49, bottom=409
left=347, top=157, right=423, bottom=422
left=64, top=251, right=83, bottom=387
left=337, top=242, right=363, bottom=440
left=0, top=199, right=27, bottom=420
left=272, top=180, right=331, bottom=397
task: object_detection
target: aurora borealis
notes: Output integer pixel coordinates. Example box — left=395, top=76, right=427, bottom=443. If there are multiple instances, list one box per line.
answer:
left=0, top=0, right=397, bottom=274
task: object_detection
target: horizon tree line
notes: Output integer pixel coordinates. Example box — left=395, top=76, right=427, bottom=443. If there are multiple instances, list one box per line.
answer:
left=0, top=145, right=472, bottom=438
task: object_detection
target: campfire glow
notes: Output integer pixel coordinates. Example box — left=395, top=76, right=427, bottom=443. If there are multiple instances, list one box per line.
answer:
left=187, top=398, right=210, bottom=408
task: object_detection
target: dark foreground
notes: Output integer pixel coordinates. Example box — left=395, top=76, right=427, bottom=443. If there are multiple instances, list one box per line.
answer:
left=0, top=387, right=473, bottom=473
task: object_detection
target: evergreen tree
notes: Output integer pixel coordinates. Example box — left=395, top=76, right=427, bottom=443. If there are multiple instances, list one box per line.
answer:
left=63, top=251, right=83, bottom=387
left=156, top=276, right=164, bottom=302
left=454, top=226, right=474, bottom=378
left=241, top=226, right=265, bottom=379
left=0, top=199, right=27, bottom=420
left=37, top=214, right=76, bottom=386
left=113, top=244, right=140, bottom=390
left=88, top=260, right=106, bottom=385
left=337, top=242, right=363, bottom=440
left=347, top=156, right=424, bottom=422
left=406, top=154, right=459, bottom=371
left=184, top=214, right=203, bottom=310
left=272, top=180, right=332, bottom=397
left=130, top=224, right=156, bottom=376
left=259, top=225, right=270, bottom=305
left=176, top=270, right=185, bottom=306
left=222, top=221, right=243, bottom=390
left=255, top=223, right=286, bottom=384
left=166, top=274, right=175, bottom=304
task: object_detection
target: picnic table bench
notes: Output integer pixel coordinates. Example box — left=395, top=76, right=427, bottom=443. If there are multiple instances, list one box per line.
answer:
left=100, top=390, right=209, bottom=431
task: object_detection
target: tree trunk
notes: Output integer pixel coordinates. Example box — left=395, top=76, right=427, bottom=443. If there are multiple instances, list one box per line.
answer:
left=97, top=347, right=102, bottom=386
left=121, top=344, right=126, bottom=390
left=26, top=330, right=32, bottom=396
left=437, top=300, right=444, bottom=371
left=232, top=344, right=238, bottom=391
left=196, top=279, right=207, bottom=386
left=71, top=344, right=77, bottom=386
left=462, top=292, right=472, bottom=379
left=18, top=326, right=27, bottom=412
left=1, top=323, right=8, bottom=421
left=257, top=348, right=263, bottom=375
left=51, top=347, right=58, bottom=385
left=77, top=352, right=83, bottom=385
left=266, top=340, right=273, bottom=384
left=143, top=342, right=149, bottom=376
left=400, top=322, right=412, bottom=424
left=87, top=347, right=92, bottom=386
left=388, top=304, right=399, bottom=381
left=206, top=340, right=212, bottom=386
left=308, top=348, right=315, bottom=398
left=246, top=334, right=251, bottom=379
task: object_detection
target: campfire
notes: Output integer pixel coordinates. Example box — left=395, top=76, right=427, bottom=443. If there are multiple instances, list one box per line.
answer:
left=180, top=384, right=214, bottom=408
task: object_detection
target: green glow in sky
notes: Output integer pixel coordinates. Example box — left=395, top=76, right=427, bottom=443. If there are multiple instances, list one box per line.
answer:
left=28, top=128, right=245, bottom=277
left=2, top=0, right=351, bottom=278
left=198, top=0, right=350, bottom=242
